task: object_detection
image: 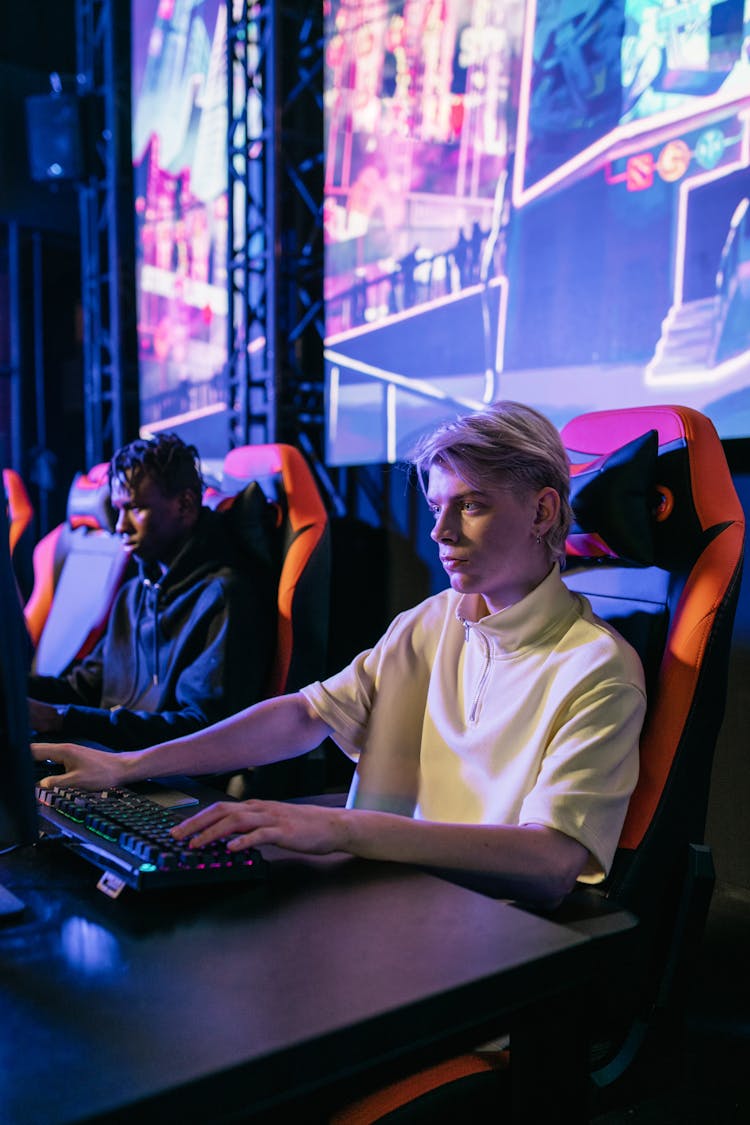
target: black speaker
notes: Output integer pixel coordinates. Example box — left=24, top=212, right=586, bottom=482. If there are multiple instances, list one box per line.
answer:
left=24, top=93, right=86, bottom=182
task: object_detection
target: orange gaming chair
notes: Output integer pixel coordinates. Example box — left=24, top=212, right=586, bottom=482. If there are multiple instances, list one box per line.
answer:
left=560, top=404, right=744, bottom=1088
left=3, top=468, right=35, bottom=601
left=3, top=468, right=34, bottom=559
left=24, top=463, right=132, bottom=676
left=211, top=442, right=331, bottom=797
left=327, top=404, right=744, bottom=1122
left=219, top=442, right=331, bottom=698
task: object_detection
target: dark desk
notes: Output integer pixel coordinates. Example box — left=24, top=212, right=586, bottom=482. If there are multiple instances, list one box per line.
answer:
left=0, top=839, right=636, bottom=1124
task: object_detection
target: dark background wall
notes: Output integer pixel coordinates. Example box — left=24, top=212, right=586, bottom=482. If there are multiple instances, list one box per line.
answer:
left=0, top=3, right=79, bottom=234
left=0, top=3, right=83, bottom=527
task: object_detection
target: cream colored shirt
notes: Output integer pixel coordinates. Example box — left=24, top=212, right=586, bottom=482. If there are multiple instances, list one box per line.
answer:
left=302, top=566, right=646, bottom=881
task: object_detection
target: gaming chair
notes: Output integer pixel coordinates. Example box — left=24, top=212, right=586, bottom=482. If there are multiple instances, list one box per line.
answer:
left=206, top=442, right=331, bottom=797
left=23, top=463, right=131, bottom=675
left=560, top=404, right=744, bottom=1087
left=220, top=442, right=331, bottom=697
left=3, top=468, right=35, bottom=601
left=327, top=404, right=745, bottom=1123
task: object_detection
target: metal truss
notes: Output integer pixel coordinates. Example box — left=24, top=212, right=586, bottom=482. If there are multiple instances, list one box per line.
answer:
left=227, top=1, right=324, bottom=453
left=76, top=0, right=139, bottom=466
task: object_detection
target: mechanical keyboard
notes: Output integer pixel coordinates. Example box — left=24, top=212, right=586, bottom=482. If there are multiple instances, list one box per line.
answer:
left=35, top=779, right=266, bottom=892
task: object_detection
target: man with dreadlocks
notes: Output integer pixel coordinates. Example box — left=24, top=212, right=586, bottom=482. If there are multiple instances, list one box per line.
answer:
left=28, top=432, right=276, bottom=751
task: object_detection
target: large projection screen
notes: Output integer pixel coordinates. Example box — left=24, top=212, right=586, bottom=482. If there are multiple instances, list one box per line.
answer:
left=324, top=0, right=750, bottom=466
left=131, top=0, right=230, bottom=458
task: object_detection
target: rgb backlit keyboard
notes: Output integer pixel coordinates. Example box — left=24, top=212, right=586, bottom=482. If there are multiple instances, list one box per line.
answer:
left=36, top=782, right=266, bottom=892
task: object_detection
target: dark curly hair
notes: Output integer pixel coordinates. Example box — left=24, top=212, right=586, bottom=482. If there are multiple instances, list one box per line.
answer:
left=109, top=433, right=204, bottom=501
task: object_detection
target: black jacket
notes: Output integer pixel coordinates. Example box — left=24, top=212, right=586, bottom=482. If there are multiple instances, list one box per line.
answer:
left=29, top=507, right=277, bottom=749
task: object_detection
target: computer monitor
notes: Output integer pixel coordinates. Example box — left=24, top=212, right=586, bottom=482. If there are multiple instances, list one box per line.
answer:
left=0, top=501, right=38, bottom=864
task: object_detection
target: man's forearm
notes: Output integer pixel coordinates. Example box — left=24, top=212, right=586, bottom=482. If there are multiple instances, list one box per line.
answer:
left=339, top=811, right=589, bottom=906
left=118, top=693, right=330, bottom=783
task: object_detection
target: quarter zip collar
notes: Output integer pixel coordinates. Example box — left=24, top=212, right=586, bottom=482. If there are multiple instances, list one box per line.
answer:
left=454, top=565, right=578, bottom=725
left=455, top=564, right=575, bottom=655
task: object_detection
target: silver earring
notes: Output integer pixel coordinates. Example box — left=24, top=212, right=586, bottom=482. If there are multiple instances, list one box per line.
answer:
left=535, top=534, right=542, bottom=544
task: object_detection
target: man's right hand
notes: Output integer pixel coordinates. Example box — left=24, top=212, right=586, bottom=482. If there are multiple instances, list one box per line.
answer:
left=31, top=742, right=129, bottom=791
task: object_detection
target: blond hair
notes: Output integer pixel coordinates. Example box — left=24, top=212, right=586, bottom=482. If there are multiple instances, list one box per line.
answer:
left=410, top=401, right=572, bottom=564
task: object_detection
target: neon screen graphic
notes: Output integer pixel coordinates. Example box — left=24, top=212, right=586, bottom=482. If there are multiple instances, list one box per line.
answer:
left=324, top=0, right=750, bottom=466
left=131, top=0, right=230, bottom=456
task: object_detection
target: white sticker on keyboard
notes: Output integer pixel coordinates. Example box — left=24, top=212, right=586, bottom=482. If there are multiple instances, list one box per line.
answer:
left=97, top=871, right=127, bottom=899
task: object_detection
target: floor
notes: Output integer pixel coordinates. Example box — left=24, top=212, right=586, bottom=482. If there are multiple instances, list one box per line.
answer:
left=591, top=882, right=750, bottom=1123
